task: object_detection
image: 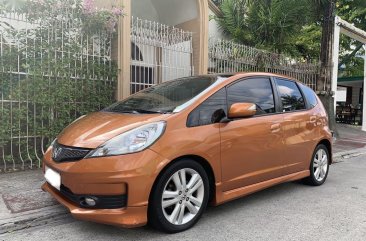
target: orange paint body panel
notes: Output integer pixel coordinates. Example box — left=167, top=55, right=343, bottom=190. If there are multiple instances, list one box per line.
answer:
left=42, top=72, right=333, bottom=229
left=41, top=183, right=147, bottom=228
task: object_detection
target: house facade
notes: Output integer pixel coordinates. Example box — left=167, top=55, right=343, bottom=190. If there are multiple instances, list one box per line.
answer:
left=96, top=0, right=226, bottom=100
left=337, top=76, right=363, bottom=107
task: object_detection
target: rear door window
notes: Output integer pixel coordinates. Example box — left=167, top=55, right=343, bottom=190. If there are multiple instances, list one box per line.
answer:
left=275, top=79, right=306, bottom=112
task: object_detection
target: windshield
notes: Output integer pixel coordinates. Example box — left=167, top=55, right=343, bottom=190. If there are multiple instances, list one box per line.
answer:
left=103, top=76, right=227, bottom=114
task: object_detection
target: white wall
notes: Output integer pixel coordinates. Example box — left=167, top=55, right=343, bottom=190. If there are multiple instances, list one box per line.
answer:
left=131, top=0, right=159, bottom=22
left=336, top=87, right=347, bottom=102
left=208, top=9, right=226, bottom=39
left=132, top=0, right=198, bottom=26
left=151, top=0, right=198, bottom=26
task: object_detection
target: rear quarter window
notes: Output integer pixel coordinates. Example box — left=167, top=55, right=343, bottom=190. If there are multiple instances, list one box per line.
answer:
left=299, top=84, right=318, bottom=108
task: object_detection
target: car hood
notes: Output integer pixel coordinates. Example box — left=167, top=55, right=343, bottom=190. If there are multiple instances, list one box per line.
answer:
left=57, top=111, right=170, bottom=148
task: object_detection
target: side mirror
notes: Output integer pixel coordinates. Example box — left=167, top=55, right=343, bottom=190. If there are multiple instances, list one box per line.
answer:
left=228, top=103, right=256, bottom=119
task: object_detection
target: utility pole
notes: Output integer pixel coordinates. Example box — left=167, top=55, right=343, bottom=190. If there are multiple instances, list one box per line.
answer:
left=317, top=0, right=338, bottom=137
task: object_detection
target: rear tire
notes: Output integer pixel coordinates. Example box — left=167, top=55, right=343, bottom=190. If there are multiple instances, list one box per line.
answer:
left=148, top=159, right=209, bottom=233
left=303, top=144, right=330, bottom=186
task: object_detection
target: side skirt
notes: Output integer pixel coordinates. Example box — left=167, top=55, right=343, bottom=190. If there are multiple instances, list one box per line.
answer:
left=213, top=170, right=310, bottom=206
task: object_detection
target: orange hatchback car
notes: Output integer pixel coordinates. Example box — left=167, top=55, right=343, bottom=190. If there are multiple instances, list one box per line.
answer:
left=42, top=72, right=332, bottom=233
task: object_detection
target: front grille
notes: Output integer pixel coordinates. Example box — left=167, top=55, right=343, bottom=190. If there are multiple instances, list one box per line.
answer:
left=52, top=142, right=92, bottom=163
left=60, top=185, right=127, bottom=209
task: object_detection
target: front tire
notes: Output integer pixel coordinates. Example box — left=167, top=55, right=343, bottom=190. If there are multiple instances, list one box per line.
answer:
left=148, top=159, right=209, bottom=233
left=304, top=144, right=330, bottom=186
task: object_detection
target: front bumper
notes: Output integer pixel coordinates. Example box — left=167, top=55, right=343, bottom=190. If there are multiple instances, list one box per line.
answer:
left=42, top=183, right=147, bottom=228
left=42, top=147, right=170, bottom=227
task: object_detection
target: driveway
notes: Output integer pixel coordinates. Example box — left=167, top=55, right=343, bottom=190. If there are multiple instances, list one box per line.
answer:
left=2, top=154, right=366, bottom=241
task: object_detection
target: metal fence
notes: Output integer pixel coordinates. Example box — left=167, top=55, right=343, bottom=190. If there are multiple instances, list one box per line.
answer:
left=130, top=17, right=194, bottom=94
left=0, top=12, right=116, bottom=172
left=208, top=38, right=320, bottom=90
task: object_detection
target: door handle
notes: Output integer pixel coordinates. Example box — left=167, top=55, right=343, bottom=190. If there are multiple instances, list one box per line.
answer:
left=310, top=116, right=317, bottom=123
left=270, top=123, right=281, bottom=133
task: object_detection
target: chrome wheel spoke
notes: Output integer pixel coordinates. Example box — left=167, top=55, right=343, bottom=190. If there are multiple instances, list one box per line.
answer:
left=177, top=204, right=185, bottom=224
left=314, top=168, right=320, bottom=179
left=179, top=169, right=187, bottom=190
left=169, top=203, right=180, bottom=223
left=321, top=155, right=327, bottom=165
left=189, top=179, right=203, bottom=194
left=163, top=190, right=179, bottom=199
left=190, top=196, right=202, bottom=207
left=162, top=197, right=179, bottom=208
left=186, top=201, right=198, bottom=214
left=317, top=150, right=323, bottom=161
left=319, top=166, right=324, bottom=178
left=172, top=172, right=183, bottom=190
left=187, top=174, right=199, bottom=189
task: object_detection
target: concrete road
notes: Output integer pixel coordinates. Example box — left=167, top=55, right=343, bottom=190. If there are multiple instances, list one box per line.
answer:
left=2, top=154, right=366, bottom=241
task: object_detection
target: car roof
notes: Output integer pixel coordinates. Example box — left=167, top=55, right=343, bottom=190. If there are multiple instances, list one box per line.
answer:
left=207, top=72, right=300, bottom=83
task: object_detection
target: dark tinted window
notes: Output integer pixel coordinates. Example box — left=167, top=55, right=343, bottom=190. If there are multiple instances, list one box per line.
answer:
left=187, top=88, right=227, bottom=127
left=227, top=78, right=275, bottom=115
left=131, top=42, right=143, bottom=61
left=299, top=83, right=318, bottom=108
left=275, top=79, right=306, bottom=112
left=104, top=76, right=222, bottom=114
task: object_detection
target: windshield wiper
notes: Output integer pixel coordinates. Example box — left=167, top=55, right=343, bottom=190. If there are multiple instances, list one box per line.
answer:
left=118, top=109, right=171, bottom=114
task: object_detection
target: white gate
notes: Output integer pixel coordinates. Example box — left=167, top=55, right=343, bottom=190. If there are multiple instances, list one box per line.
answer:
left=208, top=38, right=320, bottom=90
left=130, top=17, right=194, bottom=93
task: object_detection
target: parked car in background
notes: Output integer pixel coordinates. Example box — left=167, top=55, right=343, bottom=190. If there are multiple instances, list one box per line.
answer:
left=42, top=72, right=332, bottom=233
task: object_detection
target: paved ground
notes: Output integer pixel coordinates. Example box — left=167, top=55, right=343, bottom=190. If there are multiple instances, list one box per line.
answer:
left=333, top=124, right=366, bottom=153
left=1, top=152, right=366, bottom=241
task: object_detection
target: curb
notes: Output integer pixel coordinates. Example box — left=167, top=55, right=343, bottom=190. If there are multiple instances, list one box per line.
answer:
left=0, top=206, right=69, bottom=236
left=333, top=147, right=366, bottom=159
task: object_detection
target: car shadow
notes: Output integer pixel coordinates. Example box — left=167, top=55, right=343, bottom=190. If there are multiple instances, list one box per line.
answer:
left=70, top=181, right=316, bottom=238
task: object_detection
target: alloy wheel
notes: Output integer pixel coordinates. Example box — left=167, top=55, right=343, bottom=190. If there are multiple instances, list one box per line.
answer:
left=313, top=148, right=328, bottom=182
left=161, top=168, right=205, bottom=225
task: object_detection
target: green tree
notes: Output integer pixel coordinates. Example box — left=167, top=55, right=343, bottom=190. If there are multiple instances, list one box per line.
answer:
left=337, top=0, right=366, bottom=77
left=216, top=0, right=314, bottom=55
left=292, top=24, right=322, bottom=62
left=216, top=0, right=366, bottom=64
left=215, top=0, right=253, bottom=45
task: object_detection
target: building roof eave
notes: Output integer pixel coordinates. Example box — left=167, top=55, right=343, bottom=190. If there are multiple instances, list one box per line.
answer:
left=208, top=1, right=223, bottom=17
left=338, top=76, right=364, bottom=82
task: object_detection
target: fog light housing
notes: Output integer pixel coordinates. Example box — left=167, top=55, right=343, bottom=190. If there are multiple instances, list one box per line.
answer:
left=81, top=196, right=97, bottom=207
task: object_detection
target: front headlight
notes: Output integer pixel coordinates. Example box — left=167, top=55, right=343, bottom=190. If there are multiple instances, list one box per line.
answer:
left=85, top=121, right=166, bottom=158
left=46, top=138, right=57, bottom=153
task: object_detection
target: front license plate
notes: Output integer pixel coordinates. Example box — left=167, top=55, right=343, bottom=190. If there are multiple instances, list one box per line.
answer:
left=44, top=166, right=61, bottom=190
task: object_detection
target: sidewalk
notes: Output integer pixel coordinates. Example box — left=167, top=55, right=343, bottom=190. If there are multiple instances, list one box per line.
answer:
left=333, top=124, right=366, bottom=156
left=1, top=124, right=366, bottom=235
left=0, top=170, right=71, bottom=235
